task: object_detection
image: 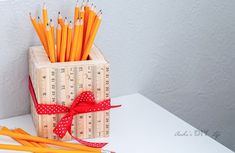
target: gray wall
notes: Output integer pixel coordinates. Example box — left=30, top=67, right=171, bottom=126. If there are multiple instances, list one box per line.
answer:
left=0, top=0, right=234, bottom=151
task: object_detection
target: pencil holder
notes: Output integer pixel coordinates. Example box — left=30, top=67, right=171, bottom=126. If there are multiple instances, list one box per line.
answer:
left=28, top=45, right=110, bottom=141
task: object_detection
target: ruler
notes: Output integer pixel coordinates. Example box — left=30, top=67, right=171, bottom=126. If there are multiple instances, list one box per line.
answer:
left=38, top=68, right=49, bottom=138
left=75, top=66, right=86, bottom=138
left=48, top=68, right=57, bottom=139
left=56, top=67, right=70, bottom=141
left=93, top=64, right=105, bottom=137
left=104, top=64, right=110, bottom=137
left=67, top=67, right=76, bottom=137
left=84, top=64, right=94, bottom=138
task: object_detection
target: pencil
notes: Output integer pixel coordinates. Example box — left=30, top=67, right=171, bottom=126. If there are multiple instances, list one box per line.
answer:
left=74, top=1, right=80, bottom=24
left=46, top=25, right=56, bottom=62
left=66, top=21, right=73, bottom=61
left=0, top=127, right=101, bottom=152
left=0, top=144, right=96, bottom=153
left=50, top=19, right=56, bottom=60
left=75, top=18, right=84, bottom=61
left=30, top=14, right=48, bottom=53
left=58, top=12, right=64, bottom=26
left=84, top=4, right=95, bottom=48
left=69, top=19, right=80, bottom=61
left=82, top=11, right=101, bottom=60
left=60, top=18, right=68, bottom=62
left=56, top=24, right=62, bottom=62
left=79, top=6, right=85, bottom=57
left=83, top=0, right=90, bottom=41
left=1, top=127, right=35, bottom=147
left=38, top=17, right=49, bottom=54
left=42, top=3, right=48, bottom=27
left=14, top=128, right=49, bottom=149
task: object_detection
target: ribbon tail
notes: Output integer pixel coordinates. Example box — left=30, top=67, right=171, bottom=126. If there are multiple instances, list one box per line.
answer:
left=53, top=114, right=73, bottom=138
left=69, top=131, right=108, bottom=148
left=110, top=105, right=122, bottom=109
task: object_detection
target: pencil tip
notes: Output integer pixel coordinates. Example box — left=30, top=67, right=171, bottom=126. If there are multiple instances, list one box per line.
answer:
left=29, top=12, right=32, bottom=16
left=58, top=11, right=60, bottom=14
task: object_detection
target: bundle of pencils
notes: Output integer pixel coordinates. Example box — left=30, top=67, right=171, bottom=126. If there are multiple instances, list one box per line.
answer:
left=29, top=1, right=102, bottom=63
left=0, top=126, right=114, bottom=153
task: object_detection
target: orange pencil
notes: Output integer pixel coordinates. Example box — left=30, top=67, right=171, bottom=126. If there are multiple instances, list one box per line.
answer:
left=30, top=14, right=48, bottom=53
left=38, top=16, right=48, bottom=53
left=75, top=19, right=84, bottom=61
left=74, top=2, right=80, bottom=24
left=66, top=21, right=73, bottom=61
left=84, top=4, right=95, bottom=48
left=83, top=0, right=90, bottom=40
left=56, top=24, right=62, bottom=62
left=30, top=15, right=48, bottom=53
left=58, top=12, right=64, bottom=26
left=69, top=20, right=80, bottom=61
left=60, top=18, right=68, bottom=62
left=46, top=25, right=56, bottom=62
left=82, top=11, right=101, bottom=60
left=42, top=3, right=48, bottom=26
left=50, top=19, right=55, bottom=58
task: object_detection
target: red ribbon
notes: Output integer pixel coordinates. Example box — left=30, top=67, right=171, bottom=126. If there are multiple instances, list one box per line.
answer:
left=29, top=77, right=121, bottom=148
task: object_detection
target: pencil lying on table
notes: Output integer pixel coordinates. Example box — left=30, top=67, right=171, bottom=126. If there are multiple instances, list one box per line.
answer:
left=0, top=126, right=115, bottom=153
left=0, top=127, right=100, bottom=152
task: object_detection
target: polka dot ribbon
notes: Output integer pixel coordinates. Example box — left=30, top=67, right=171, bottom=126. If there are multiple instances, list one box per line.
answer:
left=29, top=77, right=121, bottom=148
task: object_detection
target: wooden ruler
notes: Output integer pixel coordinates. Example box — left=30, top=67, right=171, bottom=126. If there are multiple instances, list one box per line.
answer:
left=93, top=64, right=105, bottom=137
left=104, top=64, right=110, bottom=137
left=38, top=68, right=49, bottom=138
left=75, top=66, right=86, bottom=138
left=83, top=64, right=94, bottom=138
left=67, top=67, right=76, bottom=137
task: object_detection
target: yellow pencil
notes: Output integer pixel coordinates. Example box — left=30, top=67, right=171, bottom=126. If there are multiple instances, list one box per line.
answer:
left=82, top=11, right=101, bottom=60
left=60, top=18, right=68, bottom=62
left=69, top=19, right=80, bottom=61
left=84, top=4, right=95, bottom=48
left=66, top=21, right=73, bottom=61
left=58, top=12, right=64, bottom=26
left=56, top=24, right=62, bottom=62
left=46, top=25, right=56, bottom=62
left=75, top=18, right=84, bottom=61
left=0, top=143, right=96, bottom=153
left=74, top=1, right=80, bottom=24
left=0, top=127, right=101, bottom=152
left=83, top=0, right=90, bottom=40
left=42, top=3, right=48, bottom=27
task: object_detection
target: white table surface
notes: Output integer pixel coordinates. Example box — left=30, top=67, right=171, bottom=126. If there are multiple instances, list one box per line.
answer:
left=0, top=93, right=233, bottom=153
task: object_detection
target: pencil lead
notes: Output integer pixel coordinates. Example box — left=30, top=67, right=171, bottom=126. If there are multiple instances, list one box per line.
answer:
left=50, top=19, right=52, bottom=22
left=58, top=11, right=61, bottom=14
left=29, top=12, right=32, bottom=17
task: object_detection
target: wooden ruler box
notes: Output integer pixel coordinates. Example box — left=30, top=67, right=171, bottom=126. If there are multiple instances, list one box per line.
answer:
left=28, top=45, right=110, bottom=141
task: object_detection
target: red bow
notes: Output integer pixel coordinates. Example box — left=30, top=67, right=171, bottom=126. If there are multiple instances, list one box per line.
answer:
left=29, top=77, right=121, bottom=148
